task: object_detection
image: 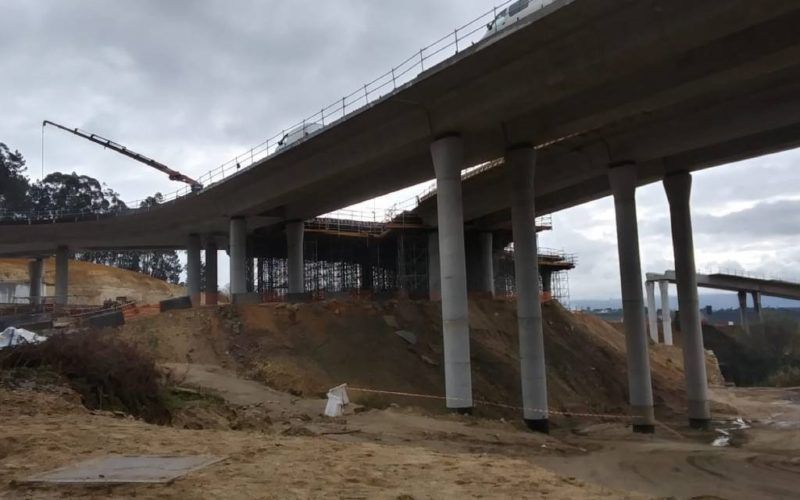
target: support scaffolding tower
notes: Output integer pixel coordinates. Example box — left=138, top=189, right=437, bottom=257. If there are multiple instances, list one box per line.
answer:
left=252, top=211, right=576, bottom=303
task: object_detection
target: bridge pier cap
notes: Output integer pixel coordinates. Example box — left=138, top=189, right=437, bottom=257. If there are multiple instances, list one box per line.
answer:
left=608, top=163, right=656, bottom=433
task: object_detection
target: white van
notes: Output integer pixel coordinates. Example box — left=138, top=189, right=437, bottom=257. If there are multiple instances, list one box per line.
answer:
left=276, top=122, right=323, bottom=152
left=484, top=0, right=541, bottom=38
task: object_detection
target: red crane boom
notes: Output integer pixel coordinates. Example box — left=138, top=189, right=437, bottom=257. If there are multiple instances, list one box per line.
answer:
left=42, top=120, right=203, bottom=192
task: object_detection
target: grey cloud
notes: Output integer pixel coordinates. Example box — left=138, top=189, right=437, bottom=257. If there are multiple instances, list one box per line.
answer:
left=3, top=0, right=494, bottom=198
left=693, top=199, right=800, bottom=238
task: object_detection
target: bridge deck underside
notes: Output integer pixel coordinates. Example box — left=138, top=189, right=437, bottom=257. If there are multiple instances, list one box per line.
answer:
left=2, top=0, right=800, bottom=254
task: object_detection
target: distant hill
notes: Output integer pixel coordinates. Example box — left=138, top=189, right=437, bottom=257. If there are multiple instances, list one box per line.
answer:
left=0, top=258, right=185, bottom=305
left=573, top=293, right=800, bottom=311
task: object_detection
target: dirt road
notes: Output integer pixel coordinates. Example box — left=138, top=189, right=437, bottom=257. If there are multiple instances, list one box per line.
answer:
left=167, top=366, right=800, bottom=499
left=2, top=360, right=799, bottom=498
left=0, top=388, right=634, bottom=499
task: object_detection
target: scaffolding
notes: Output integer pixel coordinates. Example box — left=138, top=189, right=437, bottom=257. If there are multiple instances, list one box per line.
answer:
left=494, top=247, right=577, bottom=305
left=253, top=161, right=575, bottom=302
left=254, top=216, right=576, bottom=304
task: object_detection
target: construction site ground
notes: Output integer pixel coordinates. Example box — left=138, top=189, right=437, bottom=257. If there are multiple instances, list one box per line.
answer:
left=1, top=299, right=799, bottom=498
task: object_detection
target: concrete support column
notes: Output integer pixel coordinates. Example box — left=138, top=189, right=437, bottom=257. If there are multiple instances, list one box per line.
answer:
left=246, top=237, right=255, bottom=293
left=659, top=281, right=673, bottom=346
left=286, top=221, right=305, bottom=295
left=664, top=172, right=710, bottom=428
left=205, top=240, right=218, bottom=305
left=752, top=291, right=763, bottom=324
left=507, top=144, right=549, bottom=433
left=427, top=232, right=441, bottom=301
left=187, top=234, right=202, bottom=306
left=431, top=134, right=472, bottom=412
left=645, top=281, right=658, bottom=343
left=54, top=246, right=69, bottom=306
left=608, top=163, right=655, bottom=433
left=28, top=258, right=44, bottom=307
left=229, top=217, right=248, bottom=296
left=540, top=268, right=554, bottom=302
left=738, top=290, right=750, bottom=334
left=477, top=232, right=495, bottom=297
left=361, top=262, right=373, bottom=291
left=397, top=235, right=407, bottom=293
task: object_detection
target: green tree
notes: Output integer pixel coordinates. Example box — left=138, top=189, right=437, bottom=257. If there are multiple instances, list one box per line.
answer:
left=76, top=193, right=184, bottom=284
left=28, top=172, right=125, bottom=215
left=0, top=142, right=31, bottom=212
left=2, top=144, right=184, bottom=285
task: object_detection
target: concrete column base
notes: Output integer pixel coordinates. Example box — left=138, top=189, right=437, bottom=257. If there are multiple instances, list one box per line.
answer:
left=631, top=405, right=656, bottom=433
left=688, top=399, right=711, bottom=428
left=525, top=418, right=550, bottom=434
left=689, top=418, right=711, bottom=430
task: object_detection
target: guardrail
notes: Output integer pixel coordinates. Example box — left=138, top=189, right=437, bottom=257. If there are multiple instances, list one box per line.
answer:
left=127, top=0, right=559, bottom=210
left=699, top=267, right=800, bottom=285
left=504, top=246, right=577, bottom=266
left=2, top=0, right=561, bottom=224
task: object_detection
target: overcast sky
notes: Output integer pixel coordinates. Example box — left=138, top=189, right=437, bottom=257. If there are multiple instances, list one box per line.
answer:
left=2, top=0, right=799, bottom=302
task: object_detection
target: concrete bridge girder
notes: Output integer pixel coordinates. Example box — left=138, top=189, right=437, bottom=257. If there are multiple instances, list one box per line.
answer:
left=5, top=1, right=800, bottom=255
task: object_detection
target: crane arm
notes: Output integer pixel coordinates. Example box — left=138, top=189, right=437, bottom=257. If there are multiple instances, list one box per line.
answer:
left=42, top=120, right=203, bottom=192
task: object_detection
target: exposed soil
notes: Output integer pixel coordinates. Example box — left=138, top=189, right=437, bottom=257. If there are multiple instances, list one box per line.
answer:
left=0, top=386, right=637, bottom=499
left=3, top=297, right=799, bottom=498
left=0, top=258, right=184, bottom=305
left=121, top=299, right=725, bottom=423
left=2, top=373, right=799, bottom=498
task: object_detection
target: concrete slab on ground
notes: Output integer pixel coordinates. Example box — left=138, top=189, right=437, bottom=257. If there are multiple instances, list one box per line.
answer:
left=24, top=455, right=225, bottom=484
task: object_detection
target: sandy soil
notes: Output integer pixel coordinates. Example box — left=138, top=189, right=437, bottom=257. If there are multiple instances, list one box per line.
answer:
left=0, top=387, right=636, bottom=499
left=3, top=299, right=795, bottom=498
left=165, top=362, right=800, bottom=500
left=2, top=376, right=799, bottom=499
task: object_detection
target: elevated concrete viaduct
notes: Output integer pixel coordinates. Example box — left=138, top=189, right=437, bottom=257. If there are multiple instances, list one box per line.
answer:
left=647, top=271, right=800, bottom=337
left=4, top=0, right=800, bottom=432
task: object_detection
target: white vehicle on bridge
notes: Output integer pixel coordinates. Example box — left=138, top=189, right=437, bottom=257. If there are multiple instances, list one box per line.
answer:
left=276, top=122, right=323, bottom=152
left=484, top=0, right=541, bottom=38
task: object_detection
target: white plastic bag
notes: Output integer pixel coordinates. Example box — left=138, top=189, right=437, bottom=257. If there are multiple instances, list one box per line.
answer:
left=0, top=327, right=45, bottom=349
left=324, top=384, right=350, bottom=417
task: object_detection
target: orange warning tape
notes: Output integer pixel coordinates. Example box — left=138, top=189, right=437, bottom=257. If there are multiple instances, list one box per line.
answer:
left=347, top=387, right=634, bottom=421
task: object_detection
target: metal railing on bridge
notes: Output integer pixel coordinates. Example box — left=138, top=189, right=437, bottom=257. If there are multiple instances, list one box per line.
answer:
left=1, top=1, right=563, bottom=225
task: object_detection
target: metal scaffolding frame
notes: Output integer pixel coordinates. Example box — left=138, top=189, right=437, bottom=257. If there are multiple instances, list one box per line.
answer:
left=254, top=216, right=576, bottom=304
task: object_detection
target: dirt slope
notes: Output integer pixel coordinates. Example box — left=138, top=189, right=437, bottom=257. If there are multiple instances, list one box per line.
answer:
left=120, top=299, right=724, bottom=421
left=0, top=258, right=184, bottom=305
